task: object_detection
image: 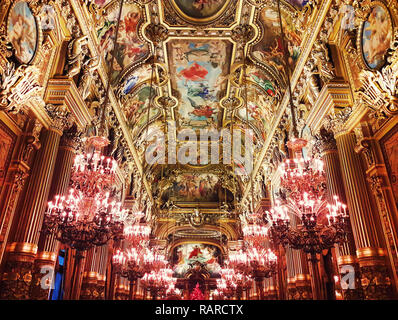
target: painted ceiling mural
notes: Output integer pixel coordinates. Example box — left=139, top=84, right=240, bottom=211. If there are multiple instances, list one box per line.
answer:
left=172, top=0, right=229, bottom=19
left=96, top=0, right=314, bottom=214
left=251, top=4, right=303, bottom=78
left=167, top=39, right=232, bottom=130
left=172, top=243, right=222, bottom=278
left=96, top=1, right=149, bottom=81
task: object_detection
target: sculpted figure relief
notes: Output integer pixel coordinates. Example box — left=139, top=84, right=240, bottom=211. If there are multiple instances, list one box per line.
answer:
left=65, top=35, right=89, bottom=78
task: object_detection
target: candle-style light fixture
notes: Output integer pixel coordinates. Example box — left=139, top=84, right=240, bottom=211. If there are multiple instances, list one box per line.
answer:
left=266, top=139, right=349, bottom=299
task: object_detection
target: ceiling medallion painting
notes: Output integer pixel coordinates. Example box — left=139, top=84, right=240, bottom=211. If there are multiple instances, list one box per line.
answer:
left=159, top=172, right=233, bottom=203
left=167, top=39, right=232, bottom=130
left=359, top=1, right=393, bottom=70
left=163, top=0, right=238, bottom=26
left=96, top=0, right=149, bottom=81
left=6, top=1, right=40, bottom=65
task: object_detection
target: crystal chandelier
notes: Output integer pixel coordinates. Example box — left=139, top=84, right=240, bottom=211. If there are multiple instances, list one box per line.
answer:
left=218, top=267, right=252, bottom=299
left=141, top=268, right=176, bottom=300
left=113, top=246, right=168, bottom=299
left=241, top=223, right=269, bottom=248
left=267, top=138, right=349, bottom=299
left=42, top=146, right=126, bottom=252
left=211, top=289, right=225, bottom=300
left=165, top=283, right=182, bottom=300
left=124, top=224, right=151, bottom=246
left=217, top=269, right=238, bottom=299
left=267, top=141, right=349, bottom=255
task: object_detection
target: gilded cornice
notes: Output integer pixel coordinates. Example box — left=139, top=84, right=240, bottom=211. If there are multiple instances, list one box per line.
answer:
left=44, top=77, right=91, bottom=128
left=305, top=80, right=352, bottom=132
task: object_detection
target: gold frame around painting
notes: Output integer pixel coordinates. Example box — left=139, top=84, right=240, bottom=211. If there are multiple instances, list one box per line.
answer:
left=6, top=0, right=42, bottom=65
left=357, top=0, right=394, bottom=71
left=168, top=0, right=234, bottom=25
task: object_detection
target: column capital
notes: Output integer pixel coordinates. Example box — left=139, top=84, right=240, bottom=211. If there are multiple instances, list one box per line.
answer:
left=313, top=128, right=337, bottom=155
left=324, top=107, right=353, bottom=138
left=44, top=104, right=73, bottom=134
left=60, top=125, right=83, bottom=150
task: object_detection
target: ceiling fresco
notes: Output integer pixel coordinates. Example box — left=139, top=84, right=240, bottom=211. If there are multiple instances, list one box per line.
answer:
left=96, top=0, right=315, bottom=216
left=172, top=0, right=229, bottom=19
left=96, top=1, right=149, bottom=81
left=167, top=39, right=232, bottom=130
left=251, top=3, right=303, bottom=80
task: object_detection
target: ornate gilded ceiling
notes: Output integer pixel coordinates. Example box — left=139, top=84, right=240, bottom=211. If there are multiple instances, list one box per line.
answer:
left=78, top=0, right=315, bottom=211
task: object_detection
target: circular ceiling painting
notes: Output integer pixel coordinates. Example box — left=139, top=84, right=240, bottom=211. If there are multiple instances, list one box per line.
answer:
left=360, top=3, right=393, bottom=70
left=172, top=0, right=229, bottom=20
left=7, top=1, right=39, bottom=64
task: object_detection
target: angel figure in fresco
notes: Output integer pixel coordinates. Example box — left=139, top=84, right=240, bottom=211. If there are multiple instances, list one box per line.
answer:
left=9, top=13, right=36, bottom=62
left=125, top=100, right=145, bottom=124
left=124, top=11, right=140, bottom=34
left=176, top=248, right=185, bottom=265
left=187, top=97, right=216, bottom=118
left=186, top=43, right=210, bottom=58
left=362, top=7, right=392, bottom=66
left=178, top=63, right=208, bottom=85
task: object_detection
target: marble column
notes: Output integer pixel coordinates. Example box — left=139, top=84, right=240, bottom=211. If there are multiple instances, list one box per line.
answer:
left=331, top=111, right=394, bottom=299
left=313, top=128, right=363, bottom=299
left=30, top=127, right=80, bottom=299
left=0, top=110, right=68, bottom=299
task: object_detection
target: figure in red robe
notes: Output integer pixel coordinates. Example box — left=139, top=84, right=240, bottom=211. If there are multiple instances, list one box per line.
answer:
left=189, top=245, right=203, bottom=259
left=179, top=62, right=208, bottom=82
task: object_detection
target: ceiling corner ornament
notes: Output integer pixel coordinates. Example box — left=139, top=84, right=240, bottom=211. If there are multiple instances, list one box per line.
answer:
left=245, top=0, right=269, bottom=8
left=186, top=208, right=205, bottom=228
left=155, top=95, right=177, bottom=109
left=132, top=0, right=154, bottom=5
left=220, top=96, right=243, bottom=111
left=231, top=24, right=255, bottom=44
left=144, top=23, right=169, bottom=46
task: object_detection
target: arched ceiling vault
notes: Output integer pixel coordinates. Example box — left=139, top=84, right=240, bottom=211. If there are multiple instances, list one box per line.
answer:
left=90, top=0, right=319, bottom=229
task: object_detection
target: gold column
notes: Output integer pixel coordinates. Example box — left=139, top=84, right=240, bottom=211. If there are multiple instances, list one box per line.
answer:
left=314, top=128, right=362, bottom=299
left=0, top=119, right=40, bottom=264
left=79, top=248, right=97, bottom=300
left=285, top=247, right=297, bottom=299
left=355, top=124, right=398, bottom=293
left=334, top=128, right=393, bottom=299
left=290, top=215, right=313, bottom=300
left=30, top=127, right=80, bottom=299
left=0, top=117, right=65, bottom=299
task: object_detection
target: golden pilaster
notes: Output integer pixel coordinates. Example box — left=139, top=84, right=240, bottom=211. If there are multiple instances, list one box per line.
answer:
left=335, top=131, right=394, bottom=299
left=30, top=127, right=80, bottom=300
left=0, top=120, right=65, bottom=299
left=314, top=128, right=362, bottom=299
left=294, top=274, right=313, bottom=300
